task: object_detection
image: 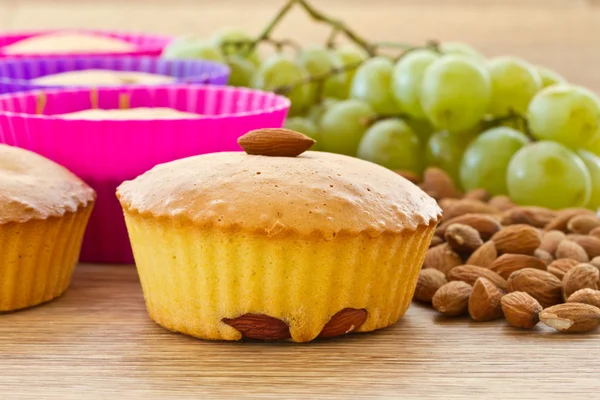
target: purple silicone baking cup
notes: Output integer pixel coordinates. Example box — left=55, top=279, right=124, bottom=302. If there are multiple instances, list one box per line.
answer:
left=0, top=29, right=171, bottom=58
left=0, top=85, right=290, bottom=264
left=0, top=55, right=231, bottom=94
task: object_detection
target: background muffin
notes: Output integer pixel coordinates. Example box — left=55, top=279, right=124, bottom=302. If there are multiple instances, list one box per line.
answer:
left=0, top=144, right=95, bottom=311
left=117, top=129, right=441, bottom=342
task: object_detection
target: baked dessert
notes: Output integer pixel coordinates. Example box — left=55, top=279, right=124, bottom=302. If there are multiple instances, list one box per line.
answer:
left=31, top=69, right=175, bottom=86
left=117, top=128, right=441, bottom=342
left=57, top=107, right=202, bottom=120
left=0, top=144, right=95, bottom=311
left=2, top=32, right=136, bottom=55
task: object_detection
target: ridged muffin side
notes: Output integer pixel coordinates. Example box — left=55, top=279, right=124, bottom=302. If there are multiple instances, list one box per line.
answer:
left=123, top=209, right=437, bottom=342
left=0, top=204, right=93, bottom=311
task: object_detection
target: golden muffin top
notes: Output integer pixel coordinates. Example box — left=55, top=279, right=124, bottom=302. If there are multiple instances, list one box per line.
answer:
left=117, top=150, right=441, bottom=238
left=32, top=69, right=175, bottom=86
left=2, top=32, right=136, bottom=55
left=0, top=145, right=96, bottom=224
left=56, top=107, right=202, bottom=120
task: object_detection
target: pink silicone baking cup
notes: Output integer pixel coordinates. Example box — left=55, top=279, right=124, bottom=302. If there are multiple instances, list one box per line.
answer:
left=0, top=30, right=171, bottom=58
left=0, top=85, right=290, bottom=264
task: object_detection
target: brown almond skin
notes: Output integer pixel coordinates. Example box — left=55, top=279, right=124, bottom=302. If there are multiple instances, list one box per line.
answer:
left=468, top=278, right=504, bottom=322
left=413, top=269, right=447, bottom=302
left=562, top=264, right=600, bottom=301
left=567, top=214, right=600, bottom=235
left=567, top=288, right=600, bottom=308
left=429, top=235, right=444, bottom=248
left=544, top=208, right=596, bottom=232
left=442, top=199, right=499, bottom=222
left=223, top=314, right=291, bottom=340
left=547, top=258, right=580, bottom=280
left=463, top=188, right=491, bottom=202
left=501, top=292, right=542, bottom=329
left=448, top=265, right=508, bottom=291
left=423, top=243, right=463, bottom=276
left=488, top=195, right=516, bottom=211
left=533, top=248, right=553, bottom=266
left=539, top=230, right=566, bottom=254
left=319, top=308, right=368, bottom=338
left=566, top=234, right=600, bottom=259
left=466, top=241, right=498, bottom=268
left=432, top=281, right=472, bottom=317
left=444, top=223, right=483, bottom=254
left=589, top=226, right=600, bottom=240
left=590, top=256, right=600, bottom=271
left=238, top=128, right=315, bottom=157
left=500, top=206, right=556, bottom=228
left=555, top=240, right=589, bottom=263
left=489, top=254, right=546, bottom=280
left=491, top=224, right=541, bottom=255
left=421, top=167, right=462, bottom=200
left=436, top=213, right=501, bottom=241
left=507, top=268, right=563, bottom=308
left=539, top=303, right=600, bottom=333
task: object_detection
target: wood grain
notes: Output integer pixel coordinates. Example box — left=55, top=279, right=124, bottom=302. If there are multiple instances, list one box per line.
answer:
left=2, top=0, right=600, bottom=398
left=1, top=264, right=599, bottom=399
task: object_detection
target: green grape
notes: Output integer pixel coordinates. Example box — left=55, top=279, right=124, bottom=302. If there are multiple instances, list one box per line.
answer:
left=487, top=56, right=542, bottom=115
left=211, top=28, right=261, bottom=66
left=284, top=117, right=320, bottom=150
left=405, top=118, right=435, bottom=144
left=460, top=127, right=529, bottom=195
left=297, top=46, right=347, bottom=101
left=420, top=55, right=491, bottom=132
left=507, top=141, right=591, bottom=209
left=528, top=84, right=600, bottom=149
left=319, top=99, right=375, bottom=156
left=357, top=119, right=424, bottom=174
left=586, top=129, right=600, bottom=156
left=440, top=42, right=485, bottom=60
left=392, top=49, right=440, bottom=119
left=334, top=46, right=368, bottom=87
left=537, top=66, right=566, bottom=88
left=162, top=37, right=225, bottom=62
left=252, top=55, right=311, bottom=116
left=577, top=149, right=600, bottom=211
left=226, top=56, right=256, bottom=87
left=306, top=98, right=339, bottom=125
left=426, top=129, right=479, bottom=184
left=350, top=57, right=402, bottom=115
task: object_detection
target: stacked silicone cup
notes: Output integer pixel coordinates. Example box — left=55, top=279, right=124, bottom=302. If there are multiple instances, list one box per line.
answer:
left=0, top=85, right=291, bottom=264
left=0, top=55, right=231, bottom=94
left=0, top=30, right=171, bottom=58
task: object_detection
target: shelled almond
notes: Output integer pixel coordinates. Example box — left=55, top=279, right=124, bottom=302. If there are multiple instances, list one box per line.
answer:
left=411, top=167, right=600, bottom=334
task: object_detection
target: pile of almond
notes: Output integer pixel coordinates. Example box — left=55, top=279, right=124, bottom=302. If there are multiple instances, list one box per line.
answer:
left=408, top=167, right=600, bottom=333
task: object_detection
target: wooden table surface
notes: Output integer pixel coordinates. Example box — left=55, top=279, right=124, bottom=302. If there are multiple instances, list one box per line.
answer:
left=1, top=265, right=599, bottom=399
left=2, top=0, right=600, bottom=398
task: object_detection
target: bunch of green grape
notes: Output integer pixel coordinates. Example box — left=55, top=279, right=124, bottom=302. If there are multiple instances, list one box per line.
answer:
left=162, top=30, right=600, bottom=211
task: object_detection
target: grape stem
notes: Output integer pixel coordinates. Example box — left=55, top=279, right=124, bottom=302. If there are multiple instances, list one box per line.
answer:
left=274, top=59, right=364, bottom=95
left=253, top=0, right=299, bottom=48
left=326, top=27, right=341, bottom=49
left=482, top=110, right=533, bottom=139
left=297, top=0, right=376, bottom=56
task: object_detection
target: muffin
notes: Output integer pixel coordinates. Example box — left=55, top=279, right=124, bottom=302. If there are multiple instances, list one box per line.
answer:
left=0, top=144, right=95, bottom=311
left=31, top=69, right=176, bottom=86
left=56, top=107, right=203, bottom=120
left=1, top=31, right=136, bottom=55
left=117, top=128, right=441, bottom=342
